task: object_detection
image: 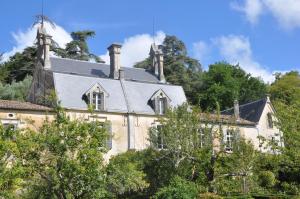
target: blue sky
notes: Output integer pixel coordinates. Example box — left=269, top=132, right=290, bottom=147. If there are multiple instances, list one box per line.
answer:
left=1, top=0, right=300, bottom=82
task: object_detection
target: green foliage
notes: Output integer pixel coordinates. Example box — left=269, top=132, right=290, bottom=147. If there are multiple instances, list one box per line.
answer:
left=270, top=71, right=300, bottom=105
left=258, top=171, right=276, bottom=188
left=153, top=176, right=198, bottom=199
left=0, top=125, right=26, bottom=198
left=106, top=151, right=149, bottom=197
left=0, top=106, right=112, bottom=198
left=0, top=47, right=36, bottom=83
left=53, top=30, right=103, bottom=63
left=0, top=75, right=32, bottom=101
left=199, top=62, right=267, bottom=110
left=147, top=104, right=258, bottom=196
left=267, top=71, right=300, bottom=195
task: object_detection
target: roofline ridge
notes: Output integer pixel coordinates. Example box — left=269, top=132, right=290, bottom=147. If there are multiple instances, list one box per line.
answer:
left=221, top=97, right=266, bottom=112
left=51, top=56, right=151, bottom=71
left=50, top=56, right=108, bottom=66
left=52, top=71, right=177, bottom=85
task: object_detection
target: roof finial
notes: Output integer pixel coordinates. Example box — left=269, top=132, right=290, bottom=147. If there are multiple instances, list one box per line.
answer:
left=32, top=0, right=56, bottom=30
left=41, top=0, right=44, bottom=27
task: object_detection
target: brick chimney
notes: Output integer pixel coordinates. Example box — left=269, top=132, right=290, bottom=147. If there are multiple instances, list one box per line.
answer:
left=108, top=43, right=122, bottom=79
left=234, top=100, right=240, bottom=121
left=37, top=26, right=52, bottom=69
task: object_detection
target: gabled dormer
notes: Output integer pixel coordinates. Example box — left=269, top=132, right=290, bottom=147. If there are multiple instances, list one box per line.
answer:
left=150, top=89, right=171, bottom=115
left=83, top=83, right=109, bottom=111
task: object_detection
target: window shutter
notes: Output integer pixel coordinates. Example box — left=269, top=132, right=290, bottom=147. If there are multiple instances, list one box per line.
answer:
left=154, top=97, right=160, bottom=114
left=163, top=97, right=168, bottom=113
left=100, top=93, right=105, bottom=111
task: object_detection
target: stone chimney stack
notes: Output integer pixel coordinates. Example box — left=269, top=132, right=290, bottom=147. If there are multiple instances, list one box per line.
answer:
left=150, top=44, right=165, bottom=82
left=234, top=100, right=240, bottom=121
left=37, top=26, right=52, bottom=69
left=108, top=43, right=122, bottom=79
left=157, top=50, right=165, bottom=82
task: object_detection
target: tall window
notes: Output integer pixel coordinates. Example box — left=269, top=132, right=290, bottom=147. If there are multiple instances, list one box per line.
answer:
left=155, top=125, right=165, bottom=149
left=158, top=98, right=166, bottom=115
left=91, top=92, right=103, bottom=111
left=267, top=113, right=273, bottom=128
left=225, top=129, right=234, bottom=152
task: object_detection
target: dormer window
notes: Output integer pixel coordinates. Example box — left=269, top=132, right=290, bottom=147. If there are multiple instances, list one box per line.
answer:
left=150, top=89, right=171, bottom=115
left=84, top=83, right=108, bottom=111
left=92, top=92, right=103, bottom=111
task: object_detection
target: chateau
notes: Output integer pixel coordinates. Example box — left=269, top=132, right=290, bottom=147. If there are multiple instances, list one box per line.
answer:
left=0, top=26, right=283, bottom=156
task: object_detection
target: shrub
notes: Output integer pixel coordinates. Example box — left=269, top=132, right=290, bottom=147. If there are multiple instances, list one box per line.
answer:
left=258, top=171, right=276, bottom=188
left=153, top=176, right=198, bottom=199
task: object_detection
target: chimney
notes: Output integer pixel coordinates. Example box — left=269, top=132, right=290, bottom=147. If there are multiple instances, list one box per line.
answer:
left=108, top=43, right=122, bottom=79
left=157, top=51, right=165, bottom=82
left=37, top=26, right=52, bottom=69
left=234, top=100, right=240, bottom=121
left=150, top=44, right=165, bottom=82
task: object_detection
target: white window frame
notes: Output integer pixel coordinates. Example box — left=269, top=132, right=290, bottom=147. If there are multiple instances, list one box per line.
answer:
left=225, top=129, right=234, bottom=152
left=91, top=91, right=103, bottom=111
left=158, top=97, right=165, bottom=115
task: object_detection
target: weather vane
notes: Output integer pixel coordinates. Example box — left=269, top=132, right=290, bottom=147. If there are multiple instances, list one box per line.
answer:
left=32, top=0, right=55, bottom=29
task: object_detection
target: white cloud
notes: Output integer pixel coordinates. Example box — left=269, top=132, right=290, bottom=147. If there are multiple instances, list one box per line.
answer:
left=231, top=0, right=263, bottom=24
left=100, top=31, right=166, bottom=67
left=214, top=35, right=274, bottom=82
left=264, top=0, right=300, bottom=30
left=231, top=0, right=300, bottom=29
left=193, top=35, right=274, bottom=83
left=2, top=22, right=72, bottom=62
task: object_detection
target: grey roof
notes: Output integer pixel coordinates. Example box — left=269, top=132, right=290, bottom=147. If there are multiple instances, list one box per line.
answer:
left=221, top=98, right=267, bottom=123
left=123, top=80, right=186, bottom=114
left=53, top=72, right=187, bottom=114
left=50, top=57, right=160, bottom=83
left=53, top=73, right=128, bottom=112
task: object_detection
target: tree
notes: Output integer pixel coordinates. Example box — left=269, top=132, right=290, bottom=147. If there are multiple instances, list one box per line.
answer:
left=134, top=35, right=203, bottom=105
left=0, top=105, right=112, bottom=198
left=153, top=176, right=198, bottom=199
left=0, top=76, right=32, bottom=101
left=0, top=47, right=37, bottom=83
left=270, top=71, right=300, bottom=105
left=53, top=30, right=103, bottom=63
left=106, top=151, right=149, bottom=198
left=199, top=62, right=267, bottom=111
left=268, top=71, right=300, bottom=195
left=147, top=104, right=257, bottom=196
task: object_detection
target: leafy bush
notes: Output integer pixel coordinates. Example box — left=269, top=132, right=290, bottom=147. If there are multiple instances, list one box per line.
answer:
left=0, top=75, right=32, bottom=101
left=258, top=171, right=276, bottom=188
left=153, top=176, right=198, bottom=199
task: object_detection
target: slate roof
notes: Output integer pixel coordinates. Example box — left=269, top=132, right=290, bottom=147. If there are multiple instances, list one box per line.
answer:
left=50, top=57, right=160, bottom=83
left=53, top=72, right=186, bottom=114
left=0, top=100, right=52, bottom=111
left=221, top=98, right=267, bottom=123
